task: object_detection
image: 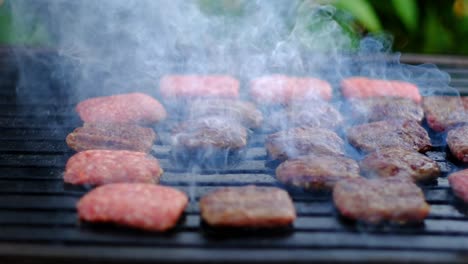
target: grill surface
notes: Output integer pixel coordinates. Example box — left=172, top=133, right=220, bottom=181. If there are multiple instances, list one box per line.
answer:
left=2, top=50, right=468, bottom=263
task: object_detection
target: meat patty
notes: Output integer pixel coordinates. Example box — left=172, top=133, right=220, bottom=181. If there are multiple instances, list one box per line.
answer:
left=64, top=150, right=163, bottom=185
left=77, top=183, right=188, bottom=232
left=447, top=125, right=468, bottom=162
left=348, top=97, right=424, bottom=123
left=333, top=177, right=430, bottom=224
left=159, top=75, right=239, bottom=99
left=265, top=100, right=343, bottom=131
left=360, top=147, right=440, bottom=182
left=265, top=127, right=345, bottom=161
left=341, top=77, right=421, bottom=103
left=347, top=119, right=431, bottom=153
left=199, top=185, right=296, bottom=228
left=66, top=123, right=156, bottom=153
left=76, top=93, right=167, bottom=125
left=250, top=75, right=332, bottom=104
left=172, top=116, right=247, bottom=150
left=187, top=99, right=263, bottom=129
left=276, top=154, right=360, bottom=190
left=448, top=169, right=468, bottom=202
left=423, top=96, right=468, bottom=132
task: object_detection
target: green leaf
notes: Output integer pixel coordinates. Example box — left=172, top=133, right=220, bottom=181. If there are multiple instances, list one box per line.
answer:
left=391, top=0, right=418, bottom=32
left=422, top=8, right=454, bottom=53
left=334, top=0, right=382, bottom=32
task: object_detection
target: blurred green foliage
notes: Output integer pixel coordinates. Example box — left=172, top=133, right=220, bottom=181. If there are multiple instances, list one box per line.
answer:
left=0, top=0, right=467, bottom=54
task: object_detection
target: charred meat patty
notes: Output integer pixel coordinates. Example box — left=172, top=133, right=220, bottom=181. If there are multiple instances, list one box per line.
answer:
left=360, top=147, right=440, bottom=182
left=423, top=96, right=468, bottom=132
left=447, top=125, right=468, bottom=162
left=199, top=185, right=296, bottom=228
left=347, top=119, right=431, bottom=153
left=77, top=183, right=188, bottom=232
left=66, top=122, right=156, bottom=153
left=276, top=154, right=361, bottom=190
left=266, top=127, right=345, bottom=161
left=64, top=150, right=163, bottom=185
left=76, top=93, right=167, bottom=125
left=449, top=169, right=468, bottom=203
left=187, top=99, right=263, bottom=129
left=348, top=97, right=424, bottom=123
left=341, top=77, right=421, bottom=103
left=333, top=177, right=430, bottom=224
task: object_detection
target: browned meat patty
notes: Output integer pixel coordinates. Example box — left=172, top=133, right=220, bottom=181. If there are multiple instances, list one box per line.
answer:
left=265, top=127, right=345, bottom=161
left=333, top=177, right=430, bottom=224
left=199, top=185, right=296, bottom=228
left=423, top=96, right=468, bottom=132
left=172, top=116, right=247, bottom=150
left=265, top=100, right=343, bottom=131
left=360, top=147, right=440, bottom=182
left=348, top=97, right=424, bottom=123
left=347, top=119, right=431, bottom=153
left=77, top=183, right=188, bottom=232
left=448, top=169, right=468, bottom=202
left=187, top=99, right=263, bottom=129
left=66, top=123, right=156, bottom=153
left=64, top=150, right=163, bottom=185
left=447, top=125, right=468, bottom=162
left=276, top=154, right=361, bottom=190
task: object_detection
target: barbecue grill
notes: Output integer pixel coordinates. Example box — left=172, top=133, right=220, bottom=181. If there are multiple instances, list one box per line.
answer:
left=2, top=48, right=468, bottom=264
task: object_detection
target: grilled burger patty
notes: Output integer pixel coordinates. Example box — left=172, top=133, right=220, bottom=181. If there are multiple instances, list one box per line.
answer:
left=333, top=177, right=430, bottom=224
left=77, top=183, right=188, bottom=232
left=76, top=93, right=167, bottom=125
left=250, top=75, right=332, bottom=104
left=171, top=116, right=248, bottom=150
left=159, top=75, right=239, bottom=99
left=66, top=122, right=156, bottom=153
left=347, top=119, right=431, bottom=153
left=341, top=77, right=421, bottom=103
left=276, top=154, right=360, bottom=190
left=64, top=150, right=163, bottom=185
left=266, top=127, right=345, bottom=161
left=447, top=125, right=468, bottom=162
left=265, top=100, right=343, bottom=131
left=360, top=147, right=440, bottom=182
left=449, top=169, right=468, bottom=203
left=187, top=99, right=263, bottom=129
left=199, top=185, right=296, bottom=228
left=348, top=97, right=424, bottom=123
left=423, top=96, right=468, bottom=132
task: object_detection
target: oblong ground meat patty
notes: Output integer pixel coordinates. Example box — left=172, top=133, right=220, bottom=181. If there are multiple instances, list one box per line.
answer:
left=159, top=75, right=239, bottom=99
left=64, top=150, right=163, bottom=185
left=187, top=99, right=263, bottom=129
left=250, top=75, right=332, bottom=104
left=66, top=123, right=156, bottom=153
left=341, top=77, right=421, bottom=103
left=276, top=154, right=360, bottom=190
left=266, top=127, right=345, bottom=161
left=347, top=119, right=431, bottom=153
left=348, top=97, right=424, bottom=123
left=77, top=183, right=188, bottom=232
left=333, top=177, right=430, bottom=224
left=448, top=169, right=468, bottom=203
left=423, top=96, right=468, bottom=132
left=171, top=116, right=247, bottom=150
left=360, top=147, right=440, bottom=182
left=447, top=125, right=468, bottom=162
left=199, top=185, right=296, bottom=228
left=265, top=100, right=343, bottom=131
left=76, top=93, right=167, bottom=125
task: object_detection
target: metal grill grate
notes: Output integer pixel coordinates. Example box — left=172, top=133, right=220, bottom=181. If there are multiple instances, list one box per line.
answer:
left=2, top=50, right=468, bottom=263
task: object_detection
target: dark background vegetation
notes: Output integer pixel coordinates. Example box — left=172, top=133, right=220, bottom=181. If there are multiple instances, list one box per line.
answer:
left=0, top=0, right=467, bottom=55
